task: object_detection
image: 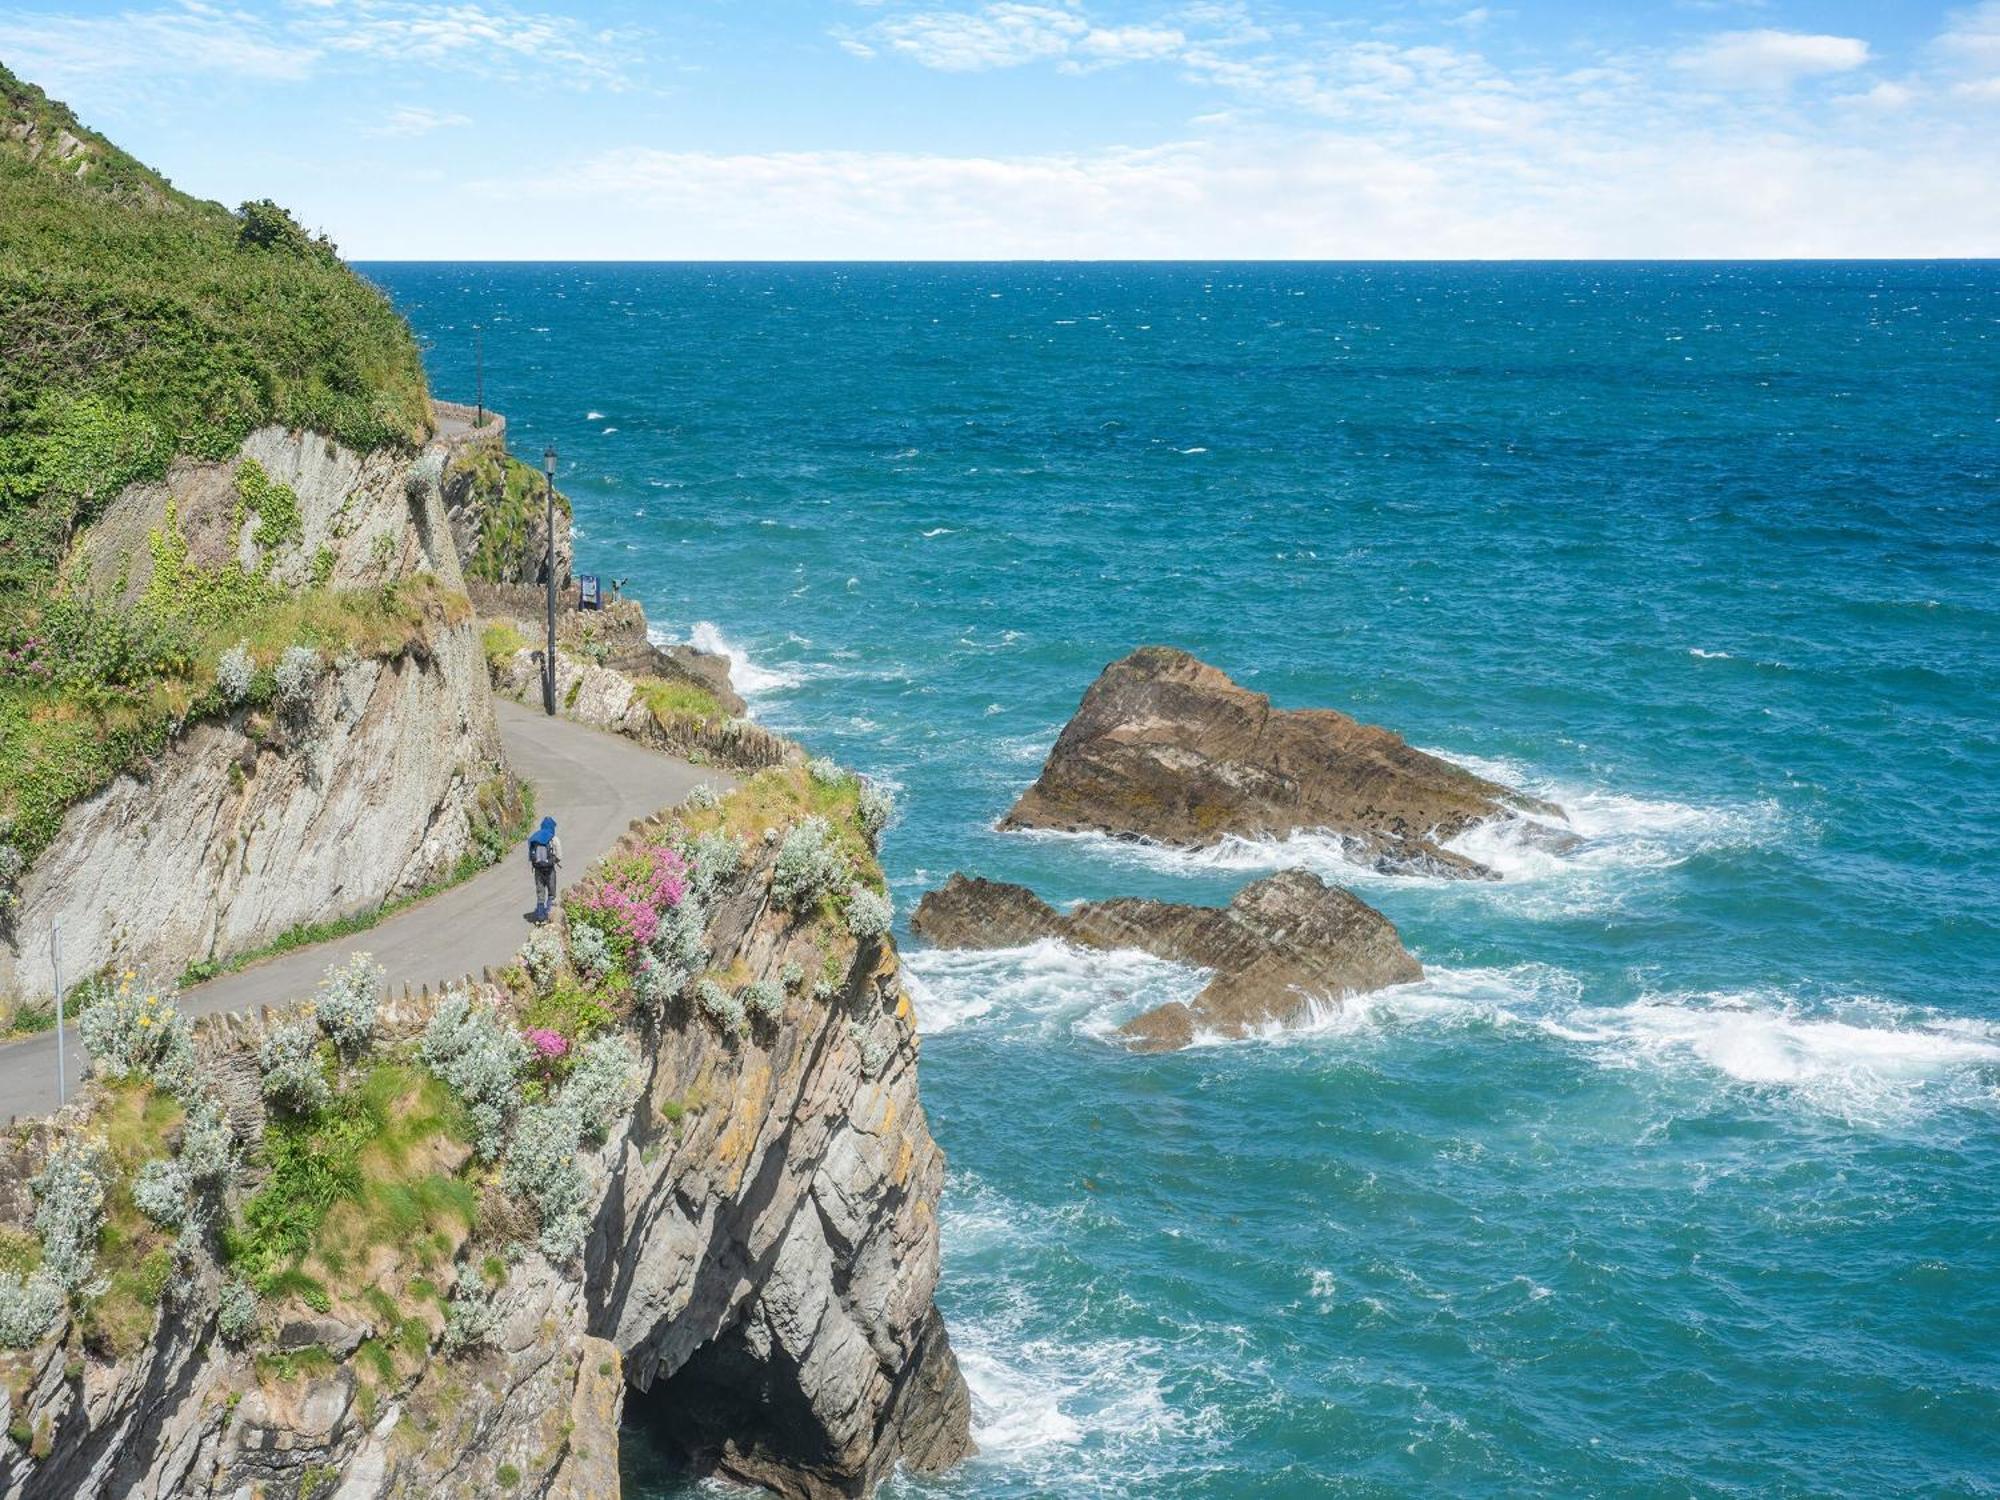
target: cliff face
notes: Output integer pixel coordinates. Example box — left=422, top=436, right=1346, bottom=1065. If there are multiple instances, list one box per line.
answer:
left=1, top=428, right=507, bottom=1001
left=0, top=783, right=970, bottom=1499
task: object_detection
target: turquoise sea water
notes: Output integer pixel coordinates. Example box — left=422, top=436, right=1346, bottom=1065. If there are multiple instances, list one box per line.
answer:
left=366, top=263, right=2000, bottom=1498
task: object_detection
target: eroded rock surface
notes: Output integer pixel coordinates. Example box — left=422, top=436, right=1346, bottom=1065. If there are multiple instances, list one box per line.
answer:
left=0, top=832, right=971, bottom=1499
left=912, top=869, right=1422, bottom=1050
left=1001, top=647, right=1572, bottom=879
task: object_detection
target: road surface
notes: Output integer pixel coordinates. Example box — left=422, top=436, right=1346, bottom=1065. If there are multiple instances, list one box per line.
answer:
left=0, top=699, right=725, bottom=1119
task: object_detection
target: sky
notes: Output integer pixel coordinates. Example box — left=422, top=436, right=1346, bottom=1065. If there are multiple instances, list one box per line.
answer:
left=1, top=1, right=1996, bottom=257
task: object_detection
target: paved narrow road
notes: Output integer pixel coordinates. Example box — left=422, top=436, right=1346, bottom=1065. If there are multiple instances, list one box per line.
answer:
left=0, top=699, right=727, bottom=1119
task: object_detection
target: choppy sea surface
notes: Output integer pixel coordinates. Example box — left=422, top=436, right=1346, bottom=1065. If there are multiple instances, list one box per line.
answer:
left=366, top=263, right=2000, bottom=1498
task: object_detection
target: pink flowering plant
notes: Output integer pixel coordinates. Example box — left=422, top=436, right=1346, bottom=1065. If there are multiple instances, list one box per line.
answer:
left=522, top=1026, right=570, bottom=1082
left=564, top=843, right=689, bottom=968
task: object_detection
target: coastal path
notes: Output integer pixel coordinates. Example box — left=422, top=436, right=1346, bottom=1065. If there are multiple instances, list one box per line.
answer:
left=0, top=700, right=724, bottom=1118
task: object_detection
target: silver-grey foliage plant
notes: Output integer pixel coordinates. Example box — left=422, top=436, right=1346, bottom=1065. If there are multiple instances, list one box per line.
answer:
left=314, top=952, right=381, bottom=1058
left=78, top=978, right=198, bottom=1099
left=216, top=641, right=255, bottom=705
left=419, top=990, right=527, bottom=1160
left=258, top=1017, right=331, bottom=1115
left=0, top=1270, right=63, bottom=1349
left=846, top=886, right=892, bottom=940
left=563, top=1036, right=639, bottom=1145
left=771, top=816, right=847, bottom=912
left=132, top=1158, right=194, bottom=1230
left=504, top=1102, right=590, bottom=1261
left=33, top=1137, right=108, bottom=1295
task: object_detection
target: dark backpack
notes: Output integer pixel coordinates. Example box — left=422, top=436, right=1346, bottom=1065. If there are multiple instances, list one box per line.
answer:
left=529, top=839, right=554, bottom=871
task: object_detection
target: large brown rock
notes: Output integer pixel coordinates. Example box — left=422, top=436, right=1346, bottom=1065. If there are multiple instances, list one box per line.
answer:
left=911, top=869, right=1422, bottom=1051
left=1000, top=647, right=1571, bottom=879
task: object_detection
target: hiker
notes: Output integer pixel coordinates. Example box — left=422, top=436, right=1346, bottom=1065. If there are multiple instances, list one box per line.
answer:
left=528, top=816, right=562, bottom=922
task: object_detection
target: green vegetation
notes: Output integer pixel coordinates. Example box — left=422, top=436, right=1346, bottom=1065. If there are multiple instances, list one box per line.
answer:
left=226, top=1063, right=476, bottom=1296
left=482, top=620, right=528, bottom=673
left=0, top=64, right=429, bottom=591
left=442, top=441, right=569, bottom=584
left=634, top=675, right=723, bottom=726
left=79, top=1082, right=184, bottom=1357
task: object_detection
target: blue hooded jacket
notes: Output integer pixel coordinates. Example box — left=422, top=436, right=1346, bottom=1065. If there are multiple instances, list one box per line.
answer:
left=529, top=816, right=557, bottom=848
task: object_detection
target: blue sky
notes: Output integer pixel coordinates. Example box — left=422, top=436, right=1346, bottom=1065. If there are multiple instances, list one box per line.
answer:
left=2, top=1, right=1996, bottom=256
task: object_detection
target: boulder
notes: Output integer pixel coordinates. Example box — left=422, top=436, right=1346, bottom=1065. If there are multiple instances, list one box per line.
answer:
left=911, top=869, right=1422, bottom=1051
left=1000, top=647, right=1573, bottom=879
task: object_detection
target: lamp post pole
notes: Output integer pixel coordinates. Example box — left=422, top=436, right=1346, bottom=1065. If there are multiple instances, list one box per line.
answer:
left=542, top=445, right=558, bottom=716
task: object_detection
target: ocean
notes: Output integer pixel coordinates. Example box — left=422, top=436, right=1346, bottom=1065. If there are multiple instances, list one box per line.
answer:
left=364, top=262, right=1999, bottom=1498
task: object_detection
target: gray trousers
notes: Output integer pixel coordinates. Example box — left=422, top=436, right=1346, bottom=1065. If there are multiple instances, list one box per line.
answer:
left=534, top=866, right=557, bottom=910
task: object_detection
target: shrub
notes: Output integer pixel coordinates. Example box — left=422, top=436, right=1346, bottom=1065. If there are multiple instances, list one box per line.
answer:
left=216, top=1277, right=259, bottom=1345
left=33, top=1137, right=107, bottom=1294
left=857, top=780, right=895, bottom=847
left=178, top=1096, right=235, bottom=1190
left=651, top=892, right=708, bottom=966
left=847, top=1020, right=892, bottom=1079
left=846, top=886, right=892, bottom=940
left=632, top=955, right=688, bottom=1013
left=440, top=1264, right=499, bottom=1354
left=132, top=1158, right=193, bottom=1229
left=780, top=962, right=805, bottom=989
left=695, top=979, right=745, bottom=1037
left=807, top=756, right=851, bottom=787
left=685, top=831, right=741, bottom=897
left=683, top=783, right=721, bottom=812
left=741, top=980, right=785, bottom=1026
left=313, top=953, right=381, bottom=1059
left=78, top=976, right=197, bottom=1097
left=567, top=922, right=614, bottom=986
left=272, top=644, right=320, bottom=717
left=418, top=991, right=526, bottom=1160
left=503, top=1103, right=589, bottom=1261
left=563, top=1036, right=638, bottom=1144
left=566, top=843, right=688, bottom=959
left=216, top=641, right=254, bottom=704
left=771, top=817, right=847, bottom=913
left=518, top=932, right=564, bottom=997
left=523, top=1027, right=568, bottom=1071
left=258, top=1018, right=331, bottom=1115
left=0, top=1270, right=62, bottom=1349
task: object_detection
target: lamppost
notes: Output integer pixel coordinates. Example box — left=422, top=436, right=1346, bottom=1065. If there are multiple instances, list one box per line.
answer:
left=542, top=444, right=558, bottom=715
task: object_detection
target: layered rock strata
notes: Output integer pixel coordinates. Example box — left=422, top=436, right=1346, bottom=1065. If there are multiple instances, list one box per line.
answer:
left=912, top=869, right=1422, bottom=1050
left=0, top=825, right=972, bottom=1498
left=1001, top=647, right=1573, bottom=879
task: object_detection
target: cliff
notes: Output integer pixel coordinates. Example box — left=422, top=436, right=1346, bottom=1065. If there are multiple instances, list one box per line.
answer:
left=0, top=427, right=510, bottom=1005
left=0, top=765, right=971, bottom=1497
left=1002, top=647, right=1574, bottom=879
left=0, top=70, right=510, bottom=1013
left=912, top=869, right=1421, bottom=1049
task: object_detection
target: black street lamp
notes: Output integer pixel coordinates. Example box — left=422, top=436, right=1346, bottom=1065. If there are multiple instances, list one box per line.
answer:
left=542, top=444, right=558, bottom=715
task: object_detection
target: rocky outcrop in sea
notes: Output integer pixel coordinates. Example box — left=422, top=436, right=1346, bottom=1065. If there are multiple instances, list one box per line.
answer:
left=912, top=869, right=1422, bottom=1050
left=1000, top=647, right=1574, bottom=879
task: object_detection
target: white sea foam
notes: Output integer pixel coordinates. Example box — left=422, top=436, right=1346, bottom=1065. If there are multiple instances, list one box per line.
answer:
left=683, top=620, right=803, bottom=697
left=1541, top=988, right=2000, bottom=1121
left=922, top=526, right=954, bottom=537
left=902, top=940, right=1207, bottom=1038
left=585, top=410, right=604, bottom=420
left=1010, top=750, right=1785, bottom=903
left=1688, top=647, right=1732, bottom=659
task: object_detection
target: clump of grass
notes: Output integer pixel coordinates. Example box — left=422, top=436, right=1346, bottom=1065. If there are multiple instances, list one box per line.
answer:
left=634, top=676, right=721, bottom=726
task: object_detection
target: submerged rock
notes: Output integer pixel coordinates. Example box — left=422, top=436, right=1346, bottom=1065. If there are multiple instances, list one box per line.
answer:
left=911, top=869, right=1422, bottom=1051
left=1000, top=647, right=1574, bottom=879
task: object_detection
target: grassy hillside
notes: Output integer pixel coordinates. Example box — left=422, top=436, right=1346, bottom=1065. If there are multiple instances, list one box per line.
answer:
left=0, top=62, right=431, bottom=589
left=0, top=66, right=450, bottom=923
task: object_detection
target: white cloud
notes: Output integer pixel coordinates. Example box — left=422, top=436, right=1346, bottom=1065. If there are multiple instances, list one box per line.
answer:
left=1672, top=28, right=1870, bottom=90
left=0, top=5, right=315, bottom=87
left=1934, top=1, right=2000, bottom=98
left=864, top=4, right=1087, bottom=71
left=0, top=0, right=635, bottom=93
left=367, top=105, right=473, bottom=136
left=445, top=119, right=1998, bottom=261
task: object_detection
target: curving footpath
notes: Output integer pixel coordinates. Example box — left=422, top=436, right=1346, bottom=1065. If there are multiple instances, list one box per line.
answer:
left=0, top=698, right=727, bottom=1119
